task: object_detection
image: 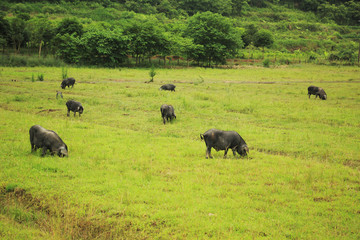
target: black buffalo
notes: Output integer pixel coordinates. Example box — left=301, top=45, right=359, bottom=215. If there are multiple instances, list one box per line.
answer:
left=200, top=129, right=249, bottom=159
left=308, top=85, right=327, bottom=100
left=29, top=125, right=68, bottom=157
left=61, top=77, right=76, bottom=89
left=66, top=100, right=84, bottom=117
left=159, top=84, right=176, bottom=92
left=160, top=104, right=176, bottom=124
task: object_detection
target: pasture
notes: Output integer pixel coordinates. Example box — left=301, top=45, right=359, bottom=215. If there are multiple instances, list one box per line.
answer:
left=0, top=65, right=359, bottom=239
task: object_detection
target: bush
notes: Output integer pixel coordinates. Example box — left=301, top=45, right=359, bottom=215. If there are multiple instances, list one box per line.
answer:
left=278, top=58, right=291, bottom=65
left=5, top=183, right=18, bottom=192
left=148, top=65, right=156, bottom=82
left=263, top=58, right=270, bottom=67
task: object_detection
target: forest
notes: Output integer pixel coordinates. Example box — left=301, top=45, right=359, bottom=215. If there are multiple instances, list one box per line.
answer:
left=0, top=0, right=359, bottom=67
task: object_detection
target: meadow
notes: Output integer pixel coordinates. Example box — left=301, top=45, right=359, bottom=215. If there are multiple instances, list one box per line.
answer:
left=0, top=65, right=359, bottom=239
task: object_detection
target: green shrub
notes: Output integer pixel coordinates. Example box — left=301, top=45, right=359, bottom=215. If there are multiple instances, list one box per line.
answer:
left=5, top=183, right=18, bottom=192
left=263, top=58, right=270, bottom=67
left=148, top=65, right=156, bottom=82
left=62, top=67, right=68, bottom=80
left=37, top=73, right=44, bottom=81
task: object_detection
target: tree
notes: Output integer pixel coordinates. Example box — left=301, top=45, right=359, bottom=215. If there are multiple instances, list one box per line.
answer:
left=55, top=18, right=83, bottom=37
left=79, top=27, right=129, bottom=67
left=27, top=16, right=54, bottom=57
left=9, top=17, right=28, bottom=54
left=0, top=12, right=10, bottom=52
left=253, top=29, right=274, bottom=53
left=242, top=24, right=258, bottom=47
left=184, top=11, right=243, bottom=66
left=54, top=33, right=81, bottom=64
left=123, top=18, right=168, bottom=65
left=230, top=0, right=250, bottom=16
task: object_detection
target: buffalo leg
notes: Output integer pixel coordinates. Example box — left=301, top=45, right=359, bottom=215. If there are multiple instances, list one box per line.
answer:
left=224, top=148, right=229, bottom=158
left=41, top=147, right=47, bottom=157
left=206, top=146, right=213, bottom=159
left=74, top=112, right=76, bottom=117
left=232, top=149, right=237, bottom=158
left=67, top=109, right=70, bottom=117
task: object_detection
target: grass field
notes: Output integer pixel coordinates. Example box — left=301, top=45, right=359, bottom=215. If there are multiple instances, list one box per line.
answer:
left=0, top=65, right=359, bottom=239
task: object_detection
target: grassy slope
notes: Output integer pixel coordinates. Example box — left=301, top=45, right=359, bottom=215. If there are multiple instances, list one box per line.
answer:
left=0, top=65, right=359, bottom=239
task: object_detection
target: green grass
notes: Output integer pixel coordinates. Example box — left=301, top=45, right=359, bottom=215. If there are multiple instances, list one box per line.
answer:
left=0, top=65, right=359, bottom=239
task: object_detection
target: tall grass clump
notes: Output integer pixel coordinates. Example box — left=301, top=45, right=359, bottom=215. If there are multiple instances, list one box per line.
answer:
left=37, top=73, right=44, bottom=81
left=148, top=65, right=156, bottom=82
left=263, top=58, right=270, bottom=67
left=62, top=67, right=68, bottom=79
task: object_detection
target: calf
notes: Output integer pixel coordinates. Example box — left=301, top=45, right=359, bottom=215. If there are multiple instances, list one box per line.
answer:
left=200, top=128, right=249, bottom=159
left=160, top=104, right=176, bottom=124
left=29, top=125, right=68, bottom=157
left=308, top=85, right=327, bottom=100
left=159, top=84, right=176, bottom=92
left=56, top=91, right=63, bottom=99
left=61, top=77, right=76, bottom=89
left=66, top=100, right=83, bottom=117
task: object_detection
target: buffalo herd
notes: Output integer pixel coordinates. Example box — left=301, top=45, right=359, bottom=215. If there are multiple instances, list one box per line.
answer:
left=29, top=77, right=327, bottom=158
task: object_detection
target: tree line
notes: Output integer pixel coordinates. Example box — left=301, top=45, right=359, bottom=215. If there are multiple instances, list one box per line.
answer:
left=0, top=0, right=358, bottom=67
left=0, top=10, right=276, bottom=67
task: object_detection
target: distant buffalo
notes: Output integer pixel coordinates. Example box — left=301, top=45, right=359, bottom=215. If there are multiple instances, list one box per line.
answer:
left=159, top=84, right=176, bottom=92
left=160, top=104, right=176, bottom=124
left=56, top=91, right=63, bottom=99
left=200, top=129, right=249, bottom=159
left=29, top=125, right=68, bottom=157
left=308, top=85, right=327, bottom=100
left=66, top=100, right=83, bottom=117
left=61, top=77, right=76, bottom=89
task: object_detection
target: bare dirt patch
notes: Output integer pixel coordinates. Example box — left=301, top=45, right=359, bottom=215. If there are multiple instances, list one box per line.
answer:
left=36, top=109, right=62, bottom=114
left=0, top=186, right=136, bottom=239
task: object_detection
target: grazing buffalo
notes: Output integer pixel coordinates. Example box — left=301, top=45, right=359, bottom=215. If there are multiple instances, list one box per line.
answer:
left=159, top=84, right=176, bottom=92
left=66, top=100, right=83, bottom=117
left=200, top=129, right=249, bottom=159
left=29, top=125, right=68, bottom=157
left=308, top=85, right=327, bottom=100
left=160, top=104, right=176, bottom=124
left=61, top=77, right=76, bottom=89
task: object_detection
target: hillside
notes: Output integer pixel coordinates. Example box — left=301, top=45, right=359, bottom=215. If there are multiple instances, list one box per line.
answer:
left=0, top=0, right=359, bottom=67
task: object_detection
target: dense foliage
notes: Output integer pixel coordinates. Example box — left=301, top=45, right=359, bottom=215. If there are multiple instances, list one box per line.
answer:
left=0, top=0, right=359, bottom=67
